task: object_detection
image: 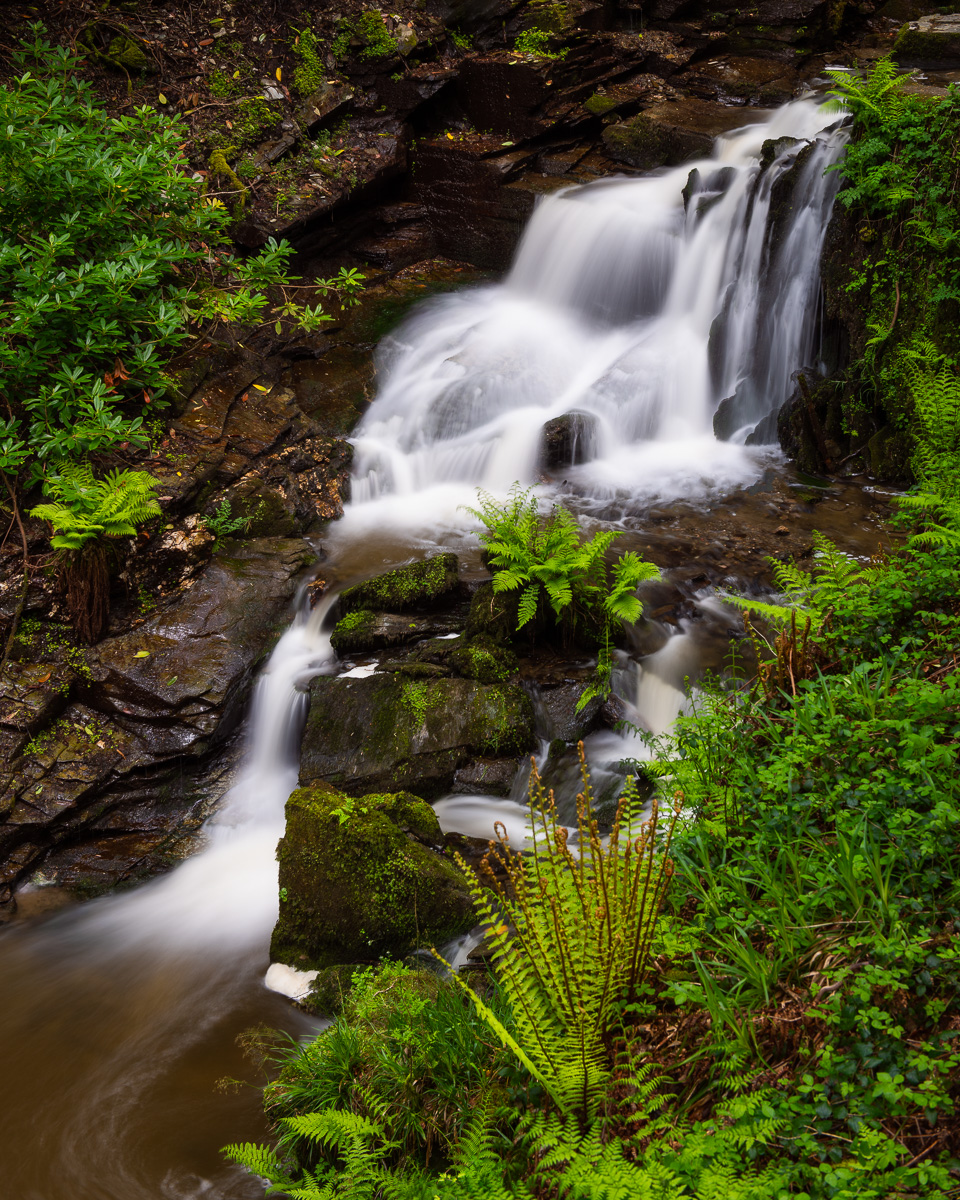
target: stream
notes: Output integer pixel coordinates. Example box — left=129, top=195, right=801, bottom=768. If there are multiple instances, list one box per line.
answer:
left=0, top=97, right=892, bottom=1198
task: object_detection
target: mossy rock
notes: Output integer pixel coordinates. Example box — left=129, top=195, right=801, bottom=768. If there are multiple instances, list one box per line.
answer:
left=300, top=672, right=536, bottom=797
left=894, top=15, right=960, bottom=65
left=339, top=553, right=460, bottom=615
left=864, top=425, right=914, bottom=482
left=584, top=92, right=618, bottom=117
left=330, top=608, right=465, bottom=656
left=408, top=632, right=516, bottom=682
left=271, top=784, right=475, bottom=970
left=447, top=635, right=517, bottom=684
left=464, top=582, right=520, bottom=643
left=303, top=962, right=364, bottom=1016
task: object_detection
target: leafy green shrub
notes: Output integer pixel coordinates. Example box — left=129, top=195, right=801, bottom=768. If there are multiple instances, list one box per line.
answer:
left=0, top=28, right=360, bottom=486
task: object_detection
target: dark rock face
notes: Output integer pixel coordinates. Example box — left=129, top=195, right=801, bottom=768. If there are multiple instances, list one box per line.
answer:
left=270, top=784, right=475, bottom=969
left=0, top=538, right=314, bottom=907
left=300, top=672, right=536, bottom=798
left=540, top=411, right=600, bottom=469
left=603, top=99, right=754, bottom=170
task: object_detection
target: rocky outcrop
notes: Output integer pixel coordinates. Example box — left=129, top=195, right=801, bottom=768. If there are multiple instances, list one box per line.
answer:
left=270, top=784, right=474, bottom=969
left=603, top=98, right=756, bottom=169
left=0, top=538, right=314, bottom=908
left=300, top=672, right=536, bottom=798
left=894, top=14, right=960, bottom=67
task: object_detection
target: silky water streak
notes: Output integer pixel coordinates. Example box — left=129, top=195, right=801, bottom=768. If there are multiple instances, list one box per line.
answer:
left=347, top=98, right=846, bottom=531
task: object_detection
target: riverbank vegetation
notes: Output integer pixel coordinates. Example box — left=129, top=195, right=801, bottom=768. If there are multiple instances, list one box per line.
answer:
left=227, top=61, right=960, bottom=1199
left=0, top=29, right=361, bottom=642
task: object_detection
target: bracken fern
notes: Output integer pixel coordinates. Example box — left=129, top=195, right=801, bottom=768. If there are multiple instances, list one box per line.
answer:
left=441, top=747, right=678, bottom=1121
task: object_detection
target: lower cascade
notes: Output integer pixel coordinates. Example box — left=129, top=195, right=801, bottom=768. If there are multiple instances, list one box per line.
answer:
left=0, top=98, right=849, bottom=1198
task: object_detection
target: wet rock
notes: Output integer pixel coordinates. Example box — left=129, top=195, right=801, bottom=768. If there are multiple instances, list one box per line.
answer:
left=270, top=784, right=474, bottom=970
left=413, top=138, right=542, bottom=269
left=713, top=395, right=741, bottom=441
left=464, top=581, right=521, bottom=643
left=410, top=631, right=518, bottom=683
left=602, top=99, right=752, bottom=170
left=894, top=14, right=960, bottom=66
left=539, top=683, right=603, bottom=742
left=299, top=673, right=536, bottom=797
left=865, top=426, right=913, bottom=481
left=682, top=56, right=798, bottom=106
left=0, top=539, right=313, bottom=904
left=540, top=411, right=599, bottom=468
left=446, top=636, right=518, bottom=684
left=452, top=756, right=521, bottom=795
left=339, top=553, right=461, bottom=615
left=298, top=81, right=355, bottom=135
left=331, top=610, right=466, bottom=656
left=760, top=134, right=801, bottom=169
left=0, top=662, right=75, bottom=746
left=745, top=407, right=780, bottom=445
left=303, top=963, right=363, bottom=1016
left=89, top=538, right=314, bottom=746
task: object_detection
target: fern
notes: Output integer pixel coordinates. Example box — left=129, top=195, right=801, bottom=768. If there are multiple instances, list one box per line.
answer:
left=438, top=748, right=678, bottom=1121
left=30, top=461, right=161, bottom=552
left=465, top=485, right=658, bottom=709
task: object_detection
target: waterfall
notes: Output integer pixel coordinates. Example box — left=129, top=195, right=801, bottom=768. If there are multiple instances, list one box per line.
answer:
left=0, top=98, right=848, bottom=1199
left=346, top=98, right=844, bottom=531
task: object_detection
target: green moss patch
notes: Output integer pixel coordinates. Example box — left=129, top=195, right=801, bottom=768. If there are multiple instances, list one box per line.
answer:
left=339, top=553, right=460, bottom=614
left=270, top=783, right=474, bottom=969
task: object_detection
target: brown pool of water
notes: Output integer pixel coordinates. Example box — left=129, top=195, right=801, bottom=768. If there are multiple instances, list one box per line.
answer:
left=0, top=915, right=318, bottom=1200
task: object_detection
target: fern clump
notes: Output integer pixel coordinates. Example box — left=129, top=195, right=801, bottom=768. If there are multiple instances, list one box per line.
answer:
left=465, top=486, right=659, bottom=708
left=30, top=463, right=161, bottom=641
left=441, top=747, right=678, bottom=1121
left=30, top=463, right=161, bottom=553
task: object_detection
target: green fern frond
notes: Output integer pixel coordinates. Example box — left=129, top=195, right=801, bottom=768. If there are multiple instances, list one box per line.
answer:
left=221, top=1141, right=288, bottom=1185
left=30, top=462, right=161, bottom=552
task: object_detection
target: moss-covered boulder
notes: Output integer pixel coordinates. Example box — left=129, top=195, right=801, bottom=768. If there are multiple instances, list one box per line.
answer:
left=464, top=581, right=521, bottom=643
left=330, top=609, right=465, bottom=656
left=894, top=14, right=960, bottom=66
left=300, top=672, right=535, bottom=797
left=270, top=785, right=475, bottom=970
left=409, top=633, right=518, bottom=684
left=339, top=553, right=461, bottom=615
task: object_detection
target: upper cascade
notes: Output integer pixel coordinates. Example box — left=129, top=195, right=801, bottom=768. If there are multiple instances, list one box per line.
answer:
left=349, top=98, right=846, bottom=513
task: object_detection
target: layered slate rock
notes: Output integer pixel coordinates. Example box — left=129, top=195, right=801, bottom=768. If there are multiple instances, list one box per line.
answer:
left=0, top=538, right=313, bottom=904
left=602, top=98, right=754, bottom=170
left=271, top=784, right=474, bottom=969
left=299, top=672, right=535, bottom=798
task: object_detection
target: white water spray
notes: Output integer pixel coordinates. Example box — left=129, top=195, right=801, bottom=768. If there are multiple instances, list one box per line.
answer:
left=344, top=98, right=845, bottom=539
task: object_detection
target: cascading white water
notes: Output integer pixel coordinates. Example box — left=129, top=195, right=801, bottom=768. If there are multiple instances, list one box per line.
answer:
left=345, top=99, right=845, bottom=536
left=0, top=98, right=848, bottom=1200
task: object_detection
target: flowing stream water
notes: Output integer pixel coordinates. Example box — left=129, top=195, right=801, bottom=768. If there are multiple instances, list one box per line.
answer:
left=0, top=98, right=867, bottom=1198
